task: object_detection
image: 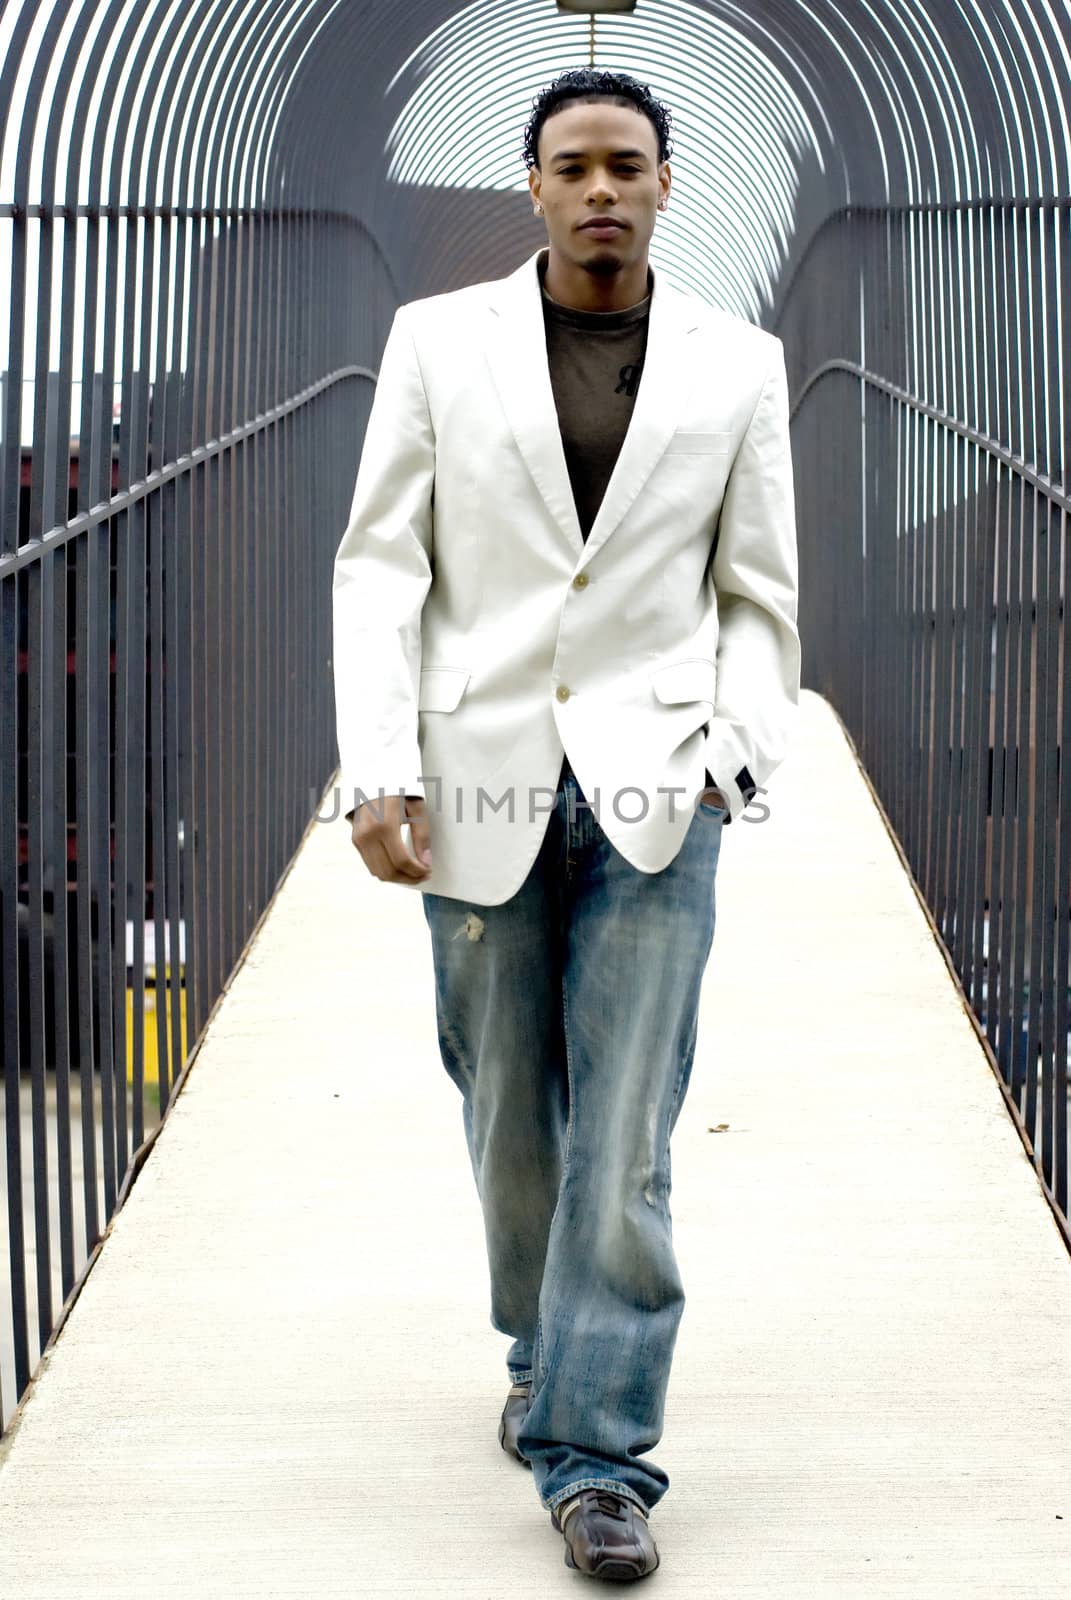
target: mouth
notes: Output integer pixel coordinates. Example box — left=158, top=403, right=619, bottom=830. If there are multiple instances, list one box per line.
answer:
left=580, top=219, right=626, bottom=238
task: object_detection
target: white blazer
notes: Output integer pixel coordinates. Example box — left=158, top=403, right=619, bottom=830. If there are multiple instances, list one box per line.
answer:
left=332, top=245, right=801, bottom=905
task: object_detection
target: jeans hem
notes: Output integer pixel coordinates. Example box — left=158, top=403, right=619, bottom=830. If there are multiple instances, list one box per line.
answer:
left=544, top=1478, right=650, bottom=1516
left=507, top=1368, right=534, bottom=1386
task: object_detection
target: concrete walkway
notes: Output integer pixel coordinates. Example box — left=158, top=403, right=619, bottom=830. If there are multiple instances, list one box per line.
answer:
left=1, top=690, right=1068, bottom=1597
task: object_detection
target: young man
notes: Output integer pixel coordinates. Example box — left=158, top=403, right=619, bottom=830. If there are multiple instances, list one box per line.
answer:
left=332, top=67, right=800, bottom=1583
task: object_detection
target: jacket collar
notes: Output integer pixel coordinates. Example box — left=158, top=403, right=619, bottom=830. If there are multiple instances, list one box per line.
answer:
left=484, top=246, right=700, bottom=564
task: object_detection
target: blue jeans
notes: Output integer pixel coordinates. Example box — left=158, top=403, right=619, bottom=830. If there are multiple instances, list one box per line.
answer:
left=420, top=755, right=726, bottom=1517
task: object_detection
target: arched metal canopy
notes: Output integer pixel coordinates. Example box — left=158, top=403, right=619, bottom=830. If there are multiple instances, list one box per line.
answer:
left=1, top=1, right=1069, bottom=314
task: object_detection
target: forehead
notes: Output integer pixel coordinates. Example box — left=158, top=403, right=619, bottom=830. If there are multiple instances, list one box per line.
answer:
left=539, top=99, right=658, bottom=162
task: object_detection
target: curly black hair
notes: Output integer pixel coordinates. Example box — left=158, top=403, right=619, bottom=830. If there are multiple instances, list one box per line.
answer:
left=522, top=67, right=673, bottom=170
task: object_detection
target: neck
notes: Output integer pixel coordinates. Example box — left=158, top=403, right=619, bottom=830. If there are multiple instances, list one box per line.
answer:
left=540, top=246, right=651, bottom=313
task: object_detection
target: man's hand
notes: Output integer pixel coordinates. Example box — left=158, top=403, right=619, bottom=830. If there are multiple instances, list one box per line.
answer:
left=349, top=793, right=432, bottom=884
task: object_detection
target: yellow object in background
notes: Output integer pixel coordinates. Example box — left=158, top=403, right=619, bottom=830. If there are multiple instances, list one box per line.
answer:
left=125, top=965, right=187, bottom=1087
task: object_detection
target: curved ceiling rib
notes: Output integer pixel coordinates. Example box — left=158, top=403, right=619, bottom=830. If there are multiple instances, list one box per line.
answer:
left=1, top=0, right=1067, bottom=416
left=4, top=1, right=1068, bottom=214
left=269, top=0, right=1069, bottom=315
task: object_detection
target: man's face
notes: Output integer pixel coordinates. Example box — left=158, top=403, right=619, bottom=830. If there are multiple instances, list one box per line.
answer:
left=528, top=99, right=670, bottom=276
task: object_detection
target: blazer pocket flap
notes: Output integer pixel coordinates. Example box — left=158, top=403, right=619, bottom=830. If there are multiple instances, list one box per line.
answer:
left=664, top=430, right=732, bottom=454
left=418, top=667, right=471, bottom=712
left=651, top=659, right=717, bottom=706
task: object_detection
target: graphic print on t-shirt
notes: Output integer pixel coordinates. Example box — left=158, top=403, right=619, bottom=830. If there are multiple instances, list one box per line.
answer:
left=616, top=360, right=644, bottom=398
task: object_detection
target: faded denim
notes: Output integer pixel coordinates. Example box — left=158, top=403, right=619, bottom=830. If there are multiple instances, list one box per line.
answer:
left=420, top=756, right=726, bottom=1517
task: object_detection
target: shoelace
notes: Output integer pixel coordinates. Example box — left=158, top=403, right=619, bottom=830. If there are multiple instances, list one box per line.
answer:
left=561, top=1489, right=648, bottom=1529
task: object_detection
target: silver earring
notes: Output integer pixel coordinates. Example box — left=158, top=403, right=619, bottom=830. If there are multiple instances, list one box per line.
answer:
left=535, top=203, right=543, bottom=214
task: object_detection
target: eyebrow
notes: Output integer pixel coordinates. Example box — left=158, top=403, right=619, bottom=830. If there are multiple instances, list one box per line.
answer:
left=549, top=148, right=650, bottom=162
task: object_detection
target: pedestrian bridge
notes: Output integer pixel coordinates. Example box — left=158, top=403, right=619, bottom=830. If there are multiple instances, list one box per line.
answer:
left=2, top=1, right=1070, bottom=1592
left=1, top=693, right=1068, bottom=1595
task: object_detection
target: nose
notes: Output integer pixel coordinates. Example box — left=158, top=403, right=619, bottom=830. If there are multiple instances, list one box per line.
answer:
left=585, top=169, right=617, bottom=205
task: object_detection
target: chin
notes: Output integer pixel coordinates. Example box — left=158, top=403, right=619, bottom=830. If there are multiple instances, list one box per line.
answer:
left=584, top=240, right=632, bottom=266
left=584, top=255, right=627, bottom=277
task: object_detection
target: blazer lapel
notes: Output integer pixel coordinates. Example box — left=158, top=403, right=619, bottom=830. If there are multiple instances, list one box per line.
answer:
left=483, top=246, right=700, bottom=567
left=582, top=264, right=699, bottom=566
left=484, top=248, right=583, bottom=557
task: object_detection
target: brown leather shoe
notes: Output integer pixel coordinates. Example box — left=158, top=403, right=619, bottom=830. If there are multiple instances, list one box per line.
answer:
left=552, top=1487, right=660, bottom=1580
left=498, top=1381, right=532, bottom=1466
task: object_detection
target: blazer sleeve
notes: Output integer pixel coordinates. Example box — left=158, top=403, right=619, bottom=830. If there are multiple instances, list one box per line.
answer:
left=332, top=304, right=435, bottom=821
left=702, top=334, right=802, bottom=824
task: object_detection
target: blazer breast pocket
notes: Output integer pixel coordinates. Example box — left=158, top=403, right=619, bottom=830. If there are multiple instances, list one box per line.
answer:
left=663, top=430, right=732, bottom=455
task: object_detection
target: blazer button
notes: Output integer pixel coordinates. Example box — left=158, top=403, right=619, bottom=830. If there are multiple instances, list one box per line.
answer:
left=572, top=573, right=589, bottom=588
left=556, top=685, right=571, bottom=702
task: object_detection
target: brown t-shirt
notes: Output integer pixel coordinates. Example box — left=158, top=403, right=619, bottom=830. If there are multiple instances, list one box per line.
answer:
left=539, top=255, right=652, bottom=542
left=539, top=260, right=727, bottom=811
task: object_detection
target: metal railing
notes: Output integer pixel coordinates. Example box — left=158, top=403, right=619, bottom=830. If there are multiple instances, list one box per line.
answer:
left=0, top=64, right=400, bottom=1429
left=783, top=201, right=1070, bottom=1234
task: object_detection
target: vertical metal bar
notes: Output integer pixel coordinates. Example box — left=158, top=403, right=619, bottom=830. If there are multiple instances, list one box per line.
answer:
left=906, top=209, right=924, bottom=879
left=26, top=542, right=54, bottom=1354
left=281, top=213, right=294, bottom=864
left=1009, top=461, right=1030, bottom=1109
left=206, top=435, right=222, bottom=1009
left=172, top=413, right=195, bottom=1077
left=146, top=480, right=169, bottom=1105
left=72, top=529, right=99, bottom=1247
left=922, top=206, right=940, bottom=914
left=200, top=211, right=222, bottom=1013
left=111, top=471, right=132, bottom=1161
left=87, top=138, right=124, bottom=1233
left=186, top=210, right=210, bottom=1051
left=1033, top=478, right=1057, bottom=1189
left=0, top=4, right=38, bottom=1416
left=931, top=208, right=951, bottom=936
left=126, top=493, right=147, bottom=1144
left=246, top=217, right=263, bottom=919
left=1053, top=201, right=1071, bottom=1218
left=23, top=118, right=52, bottom=1376
left=945, top=208, right=968, bottom=961
left=217, top=208, right=237, bottom=987
left=991, top=206, right=1013, bottom=1081
left=162, top=467, right=185, bottom=1088
left=263, top=209, right=278, bottom=893
left=976, top=196, right=999, bottom=1034
left=992, top=458, right=1011, bottom=1068
left=891, top=211, right=908, bottom=851
left=172, top=203, right=199, bottom=1053
left=2, top=564, right=30, bottom=1401
left=90, top=512, right=115, bottom=1208
left=960, top=203, right=989, bottom=1019
left=242, top=228, right=256, bottom=941
left=1024, top=198, right=1052, bottom=1175
left=51, top=544, right=74, bottom=1304
left=959, top=432, right=988, bottom=1015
